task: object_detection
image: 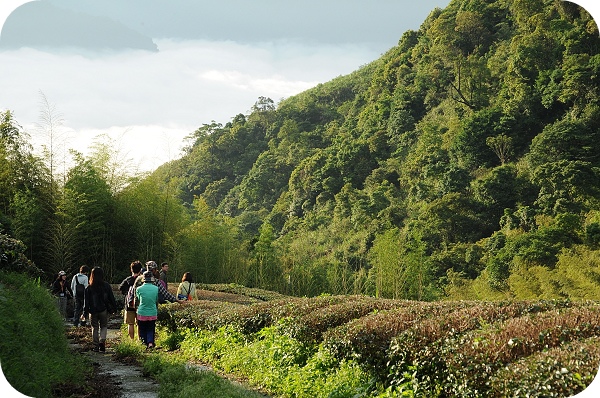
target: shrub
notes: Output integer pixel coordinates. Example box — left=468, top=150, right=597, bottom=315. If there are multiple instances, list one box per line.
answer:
left=280, top=296, right=405, bottom=344
left=198, top=283, right=289, bottom=301
left=322, top=301, right=473, bottom=378
left=441, top=304, right=600, bottom=396
left=489, top=336, right=600, bottom=397
left=387, top=299, right=577, bottom=389
left=0, top=271, right=83, bottom=397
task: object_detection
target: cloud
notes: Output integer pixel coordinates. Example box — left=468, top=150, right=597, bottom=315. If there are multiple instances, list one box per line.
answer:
left=0, top=38, right=380, bottom=171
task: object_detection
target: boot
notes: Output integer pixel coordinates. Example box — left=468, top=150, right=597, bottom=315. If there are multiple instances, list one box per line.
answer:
left=99, top=342, right=105, bottom=352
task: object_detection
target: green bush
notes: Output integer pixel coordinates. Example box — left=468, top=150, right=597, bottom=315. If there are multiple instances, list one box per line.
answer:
left=387, top=299, right=578, bottom=394
left=0, top=271, right=83, bottom=397
left=489, top=336, right=600, bottom=397
left=179, top=323, right=371, bottom=398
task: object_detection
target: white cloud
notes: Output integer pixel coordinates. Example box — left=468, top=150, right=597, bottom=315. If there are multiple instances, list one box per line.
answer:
left=0, top=38, right=379, bottom=171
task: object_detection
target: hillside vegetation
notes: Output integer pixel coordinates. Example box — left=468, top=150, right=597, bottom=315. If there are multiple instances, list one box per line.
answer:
left=155, top=0, right=600, bottom=299
left=1, top=0, right=600, bottom=298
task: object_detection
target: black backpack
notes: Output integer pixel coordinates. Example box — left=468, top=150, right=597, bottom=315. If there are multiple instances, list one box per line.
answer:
left=74, top=275, right=86, bottom=298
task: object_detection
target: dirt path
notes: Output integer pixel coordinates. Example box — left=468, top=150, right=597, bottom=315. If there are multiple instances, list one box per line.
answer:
left=66, top=317, right=159, bottom=398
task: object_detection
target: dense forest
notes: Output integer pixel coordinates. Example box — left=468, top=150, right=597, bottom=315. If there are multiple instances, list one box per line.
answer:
left=2, top=0, right=600, bottom=301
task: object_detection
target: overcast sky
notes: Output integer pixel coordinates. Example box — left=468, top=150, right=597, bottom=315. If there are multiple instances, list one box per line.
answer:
left=0, top=0, right=598, bottom=176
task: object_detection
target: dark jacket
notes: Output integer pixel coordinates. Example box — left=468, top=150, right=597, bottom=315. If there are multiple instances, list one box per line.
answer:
left=51, top=279, right=73, bottom=298
left=83, top=282, right=117, bottom=316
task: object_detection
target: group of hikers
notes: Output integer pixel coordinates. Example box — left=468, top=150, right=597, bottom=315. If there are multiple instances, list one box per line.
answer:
left=51, top=260, right=198, bottom=351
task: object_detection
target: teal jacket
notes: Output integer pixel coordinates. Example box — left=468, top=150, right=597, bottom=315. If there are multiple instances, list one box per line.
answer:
left=135, top=282, right=159, bottom=317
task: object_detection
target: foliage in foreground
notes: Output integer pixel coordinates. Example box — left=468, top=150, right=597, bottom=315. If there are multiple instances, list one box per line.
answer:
left=0, top=271, right=86, bottom=398
left=159, top=295, right=600, bottom=397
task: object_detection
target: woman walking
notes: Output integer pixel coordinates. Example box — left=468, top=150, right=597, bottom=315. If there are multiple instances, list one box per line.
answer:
left=83, top=267, right=117, bottom=352
left=51, top=271, right=73, bottom=321
left=136, top=270, right=159, bottom=348
left=176, top=272, right=198, bottom=301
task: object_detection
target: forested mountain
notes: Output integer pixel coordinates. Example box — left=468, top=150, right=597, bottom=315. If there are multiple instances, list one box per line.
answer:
left=2, top=0, right=600, bottom=301
left=159, top=0, right=600, bottom=299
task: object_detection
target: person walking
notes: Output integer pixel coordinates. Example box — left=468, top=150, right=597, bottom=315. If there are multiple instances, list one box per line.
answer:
left=70, top=265, right=90, bottom=327
left=136, top=271, right=159, bottom=349
left=118, top=260, right=143, bottom=339
left=176, top=272, right=198, bottom=301
left=51, top=271, right=73, bottom=321
left=83, top=267, right=118, bottom=352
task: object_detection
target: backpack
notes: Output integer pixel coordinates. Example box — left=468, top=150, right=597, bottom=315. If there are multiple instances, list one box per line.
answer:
left=74, top=275, right=85, bottom=298
left=125, top=283, right=137, bottom=309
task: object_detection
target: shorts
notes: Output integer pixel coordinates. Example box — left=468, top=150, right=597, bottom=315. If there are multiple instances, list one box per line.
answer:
left=124, top=309, right=137, bottom=325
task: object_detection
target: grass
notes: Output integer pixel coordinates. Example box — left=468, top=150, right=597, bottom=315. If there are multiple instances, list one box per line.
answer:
left=0, top=271, right=87, bottom=397
left=114, top=326, right=269, bottom=398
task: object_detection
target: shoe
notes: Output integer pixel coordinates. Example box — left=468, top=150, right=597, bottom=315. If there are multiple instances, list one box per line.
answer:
left=92, top=345, right=100, bottom=352
left=99, top=343, right=105, bottom=352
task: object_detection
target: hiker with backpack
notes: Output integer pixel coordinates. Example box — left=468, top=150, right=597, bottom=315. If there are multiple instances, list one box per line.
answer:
left=71, top=265, right=90, bottom=327
left=118, top=260, right=143, bottom=339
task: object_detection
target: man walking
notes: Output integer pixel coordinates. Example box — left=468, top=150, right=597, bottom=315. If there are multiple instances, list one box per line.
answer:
left=71, top=265, right=89, bottom=327
left=118, top=260, right=143, bottom=339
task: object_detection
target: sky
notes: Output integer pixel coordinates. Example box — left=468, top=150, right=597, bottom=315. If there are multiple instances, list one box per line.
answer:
left=1, top=2, right=600, bottom=397
left=0, top=0, right=453, bottom=173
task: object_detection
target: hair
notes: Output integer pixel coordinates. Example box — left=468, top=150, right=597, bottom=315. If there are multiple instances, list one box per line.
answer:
left=181, top=272, right=193, bottom=283
left=89, top=267, right=105, bottom=287
left=161, top=262, right=169, bottom=268
left=130, top=260, right=143, bottom=274
left=80, top=265, right=90, bottom=274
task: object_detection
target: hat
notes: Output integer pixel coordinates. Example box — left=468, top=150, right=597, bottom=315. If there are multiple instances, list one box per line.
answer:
left=58, top=270, right=66, bottom=276
left=143, top=271, right=154, bottom=282
left=145, top=261, right=157, bottom=270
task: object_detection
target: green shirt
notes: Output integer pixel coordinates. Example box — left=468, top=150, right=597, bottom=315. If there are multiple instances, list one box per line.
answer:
left=135, top=282, right=159, bottom=317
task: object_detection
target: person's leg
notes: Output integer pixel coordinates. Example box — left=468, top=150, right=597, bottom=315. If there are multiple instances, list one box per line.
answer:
left=73, top=298, right=82, bottom=326
left=90, top=312, right=100, bottom=351
left=147, top=320, right=156, bottom=348
left=59, top=297, right=67, bottom=320
left=98, top=310, right=108, bottom=351
left=125, top=310, right=136, bottom=339
left=137, top=319, right=148, bottom=345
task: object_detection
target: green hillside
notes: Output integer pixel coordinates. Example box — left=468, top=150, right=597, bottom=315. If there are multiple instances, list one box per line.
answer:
left=156, top=0, right=600, bottom=299
left=2, top=0, right=600, bottom=301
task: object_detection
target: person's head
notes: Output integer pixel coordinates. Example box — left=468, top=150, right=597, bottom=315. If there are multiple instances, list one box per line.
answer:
left=57, top=270, right=66, bottom=280
left=131, top=260, right=143, bottom=275
left=181, top=272, right=193, bottom=283
left=161, top=262, right=169, bottom=272
left=79, top=265, right=90, bottom=274
left=89, top=267, right=105, bottom=286
left=143, top=271, right=154, bottom=283
left=145, top=261, right=160, bottom=279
